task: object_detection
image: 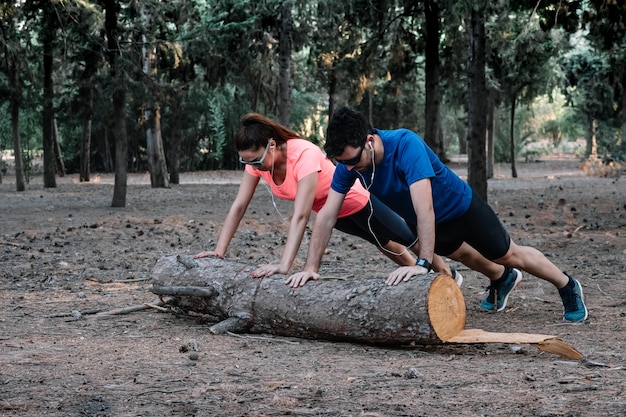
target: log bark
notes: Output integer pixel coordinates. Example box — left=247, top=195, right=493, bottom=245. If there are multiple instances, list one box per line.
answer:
left=151, top=255, right=582, bottom=360
left=152, top=255, right=464, bottom=345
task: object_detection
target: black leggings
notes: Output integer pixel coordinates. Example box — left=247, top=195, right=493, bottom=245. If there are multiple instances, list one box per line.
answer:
left=334, top=194, right=417, bottom=248
left=433, top=191, right=511, bottom=260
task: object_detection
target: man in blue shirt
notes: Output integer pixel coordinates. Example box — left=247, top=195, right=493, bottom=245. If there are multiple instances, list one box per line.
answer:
left=287, top=107, right=587, bottom=323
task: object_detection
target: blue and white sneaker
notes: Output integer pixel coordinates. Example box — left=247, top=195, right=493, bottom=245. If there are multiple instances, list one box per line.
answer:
left=559, top=273, right=588, bottom=322
left=480, top=268, right=523, bottom=312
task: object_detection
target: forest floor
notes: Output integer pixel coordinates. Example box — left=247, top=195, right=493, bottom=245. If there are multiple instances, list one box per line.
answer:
left=1, top=156, right=625, bottom=417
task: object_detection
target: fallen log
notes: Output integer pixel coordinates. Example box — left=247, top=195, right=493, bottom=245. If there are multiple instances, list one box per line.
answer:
left=151, top=255, right=582, bottom=360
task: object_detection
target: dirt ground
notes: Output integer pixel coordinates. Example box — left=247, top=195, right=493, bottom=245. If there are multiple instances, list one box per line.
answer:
left=1, top=157, right=625, bottom=417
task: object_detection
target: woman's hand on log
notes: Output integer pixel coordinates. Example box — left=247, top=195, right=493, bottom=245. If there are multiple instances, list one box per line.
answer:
left=193, top=251, right=223, bottom=259
left=385, top=265, right=429, bottom=286
left=285, top=271, right=320, bottom=288
left=252, top=264, right=288, bottom=278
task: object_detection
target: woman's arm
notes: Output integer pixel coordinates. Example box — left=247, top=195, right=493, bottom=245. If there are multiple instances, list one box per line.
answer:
left=253, top=172, right=318, bottom=277
left=194, top=171, right=259, bottom=259
left=285, top=189, right=345, bottom=287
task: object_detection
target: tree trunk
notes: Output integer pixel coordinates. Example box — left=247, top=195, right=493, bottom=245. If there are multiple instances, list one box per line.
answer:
left=42, top=3, right=56, bottom=189
left=328, top=68, right=337, bottom=119
left=142, top=5, right=170, bottom=188
left=80, top=115, right=92, bottom=182
left=105, top=0, right=128, bottom=207
left=79, top=47, right=98, bottom=182
left=486, top=94, right=495, bottom=179
left=465, top=6, right=488, bottom=200
left=586, top=114, right=597, bottom=159
left=458, top=122, right=467, bottom=155
left=509, top=97, right=518, bottom=178
left=53, top=119, right=66, bottom=177
left=145, top=105, right=170, bottom=188
left=368, top=88, right=374, bottom=125
left=424, top=0, right=445, bottom=160
left=150, top=256, right=581, bottom=359
left=168, top=90, right=183, bottom=185
left=111, top=84, right=128, bottom=207
left=11, top=91, right=26, bottom=192
left=621, top=71, right=626, bottom=157
left=277, top=0, right=292, bottom=125
left=103, top=128, right=113, bottom=173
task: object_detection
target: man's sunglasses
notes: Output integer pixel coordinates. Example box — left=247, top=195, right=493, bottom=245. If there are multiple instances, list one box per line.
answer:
left=239, top=140, right=272, bottom=166
left=334, top=141, right=366, bottom=165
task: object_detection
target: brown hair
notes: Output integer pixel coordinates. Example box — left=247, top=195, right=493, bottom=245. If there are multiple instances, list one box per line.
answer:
left=235, top=113, right=300, bottom=152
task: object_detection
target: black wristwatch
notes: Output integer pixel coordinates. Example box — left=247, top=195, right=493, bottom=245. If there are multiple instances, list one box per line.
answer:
left=416, top=258, right=432, bottom=271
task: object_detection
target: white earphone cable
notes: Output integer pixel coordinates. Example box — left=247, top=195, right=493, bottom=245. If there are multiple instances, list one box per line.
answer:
left=356, top=143, right=417, bottom=256
left=261, top=144, right=310, bottom=244
left=264, top=145, right=290, bottom=224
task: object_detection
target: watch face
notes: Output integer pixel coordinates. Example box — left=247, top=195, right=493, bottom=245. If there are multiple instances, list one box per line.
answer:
left=417, top=259, right=430, bottom=269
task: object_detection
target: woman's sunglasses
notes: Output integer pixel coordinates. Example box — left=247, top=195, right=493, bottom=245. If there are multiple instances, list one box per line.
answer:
left=239, top=140, right=272, bottom=166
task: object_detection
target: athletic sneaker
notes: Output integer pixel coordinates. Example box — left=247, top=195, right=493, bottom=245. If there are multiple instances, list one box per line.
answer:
left=480, top=267, right=523, bottom=312
left=451, top=267, right=463, bottom=287
left=559, top=274, right=588, bottom=322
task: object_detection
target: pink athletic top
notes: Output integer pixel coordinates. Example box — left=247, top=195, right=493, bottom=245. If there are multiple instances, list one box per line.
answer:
left=245, top=138, right=369, bottom=218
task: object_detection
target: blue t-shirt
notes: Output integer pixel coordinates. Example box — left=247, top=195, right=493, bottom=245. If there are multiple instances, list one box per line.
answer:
left=330, top=128, right=472, bottom=225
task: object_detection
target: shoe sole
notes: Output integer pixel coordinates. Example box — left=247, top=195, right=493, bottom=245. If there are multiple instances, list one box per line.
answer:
left=564, top=279, right=588, bottom=322
left=495, top=269, right=523, bottom=312
left=451, top=267, right=463, bottom=288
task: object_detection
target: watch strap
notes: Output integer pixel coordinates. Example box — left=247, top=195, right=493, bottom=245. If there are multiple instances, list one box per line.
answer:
left=416, top=258, right=432, bottom=271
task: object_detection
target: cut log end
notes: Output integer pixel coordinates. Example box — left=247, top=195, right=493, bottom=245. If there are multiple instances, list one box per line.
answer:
left=427, top=274, right=466, bottom=341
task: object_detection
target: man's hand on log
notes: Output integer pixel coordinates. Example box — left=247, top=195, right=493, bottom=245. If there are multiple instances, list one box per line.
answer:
left=285, top=271, right=320, bottom=288
left=193, top=251, right=223, bottom=259
left=252, top=264, right=289, bottom=279
left=385, top=265, right=429, bottom=286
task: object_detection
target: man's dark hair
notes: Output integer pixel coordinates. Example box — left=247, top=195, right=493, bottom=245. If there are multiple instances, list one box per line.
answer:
left=324, top=107, right=372, bottom=159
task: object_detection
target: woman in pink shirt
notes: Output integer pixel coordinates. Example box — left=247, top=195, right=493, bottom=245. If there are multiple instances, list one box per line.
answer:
left=194, top=113, right=456, bottom=287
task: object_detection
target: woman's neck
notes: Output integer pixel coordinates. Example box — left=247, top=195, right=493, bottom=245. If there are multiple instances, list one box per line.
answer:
left=271, top=143, right=287, bottom=185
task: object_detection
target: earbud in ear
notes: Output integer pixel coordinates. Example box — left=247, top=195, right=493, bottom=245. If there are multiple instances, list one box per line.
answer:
left=368, top=141, right=373, bottom=150
left=270, top=145, right=275, bottom=149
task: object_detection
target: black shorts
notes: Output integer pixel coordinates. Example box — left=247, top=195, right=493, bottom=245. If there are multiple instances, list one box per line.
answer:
left=334, top=194, right=417, bottom=248
left=433, top=192, right=511, bottom=260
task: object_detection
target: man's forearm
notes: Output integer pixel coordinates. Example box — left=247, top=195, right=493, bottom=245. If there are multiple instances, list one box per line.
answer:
left=303, top=216, right=335, bottom=272
left=416, top=217, right=436, bottom=263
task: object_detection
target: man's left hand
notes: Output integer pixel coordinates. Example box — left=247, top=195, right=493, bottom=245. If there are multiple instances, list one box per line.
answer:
left=385, top=265, right=429, bottom=286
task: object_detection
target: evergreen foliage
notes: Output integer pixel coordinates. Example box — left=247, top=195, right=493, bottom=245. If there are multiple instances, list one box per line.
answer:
left=0, top=0, right=624, bottom=185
